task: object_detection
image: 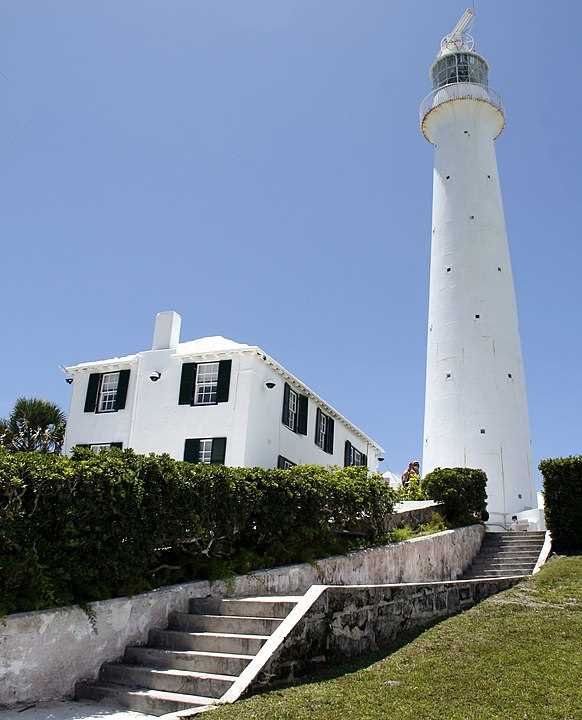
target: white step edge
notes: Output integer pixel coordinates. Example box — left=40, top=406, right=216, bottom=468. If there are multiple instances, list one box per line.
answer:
left=532, top=530, right=552, bottom=575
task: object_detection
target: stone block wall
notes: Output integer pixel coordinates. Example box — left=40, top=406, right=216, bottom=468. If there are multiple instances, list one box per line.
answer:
left=255, top=576, right=521, bottom=687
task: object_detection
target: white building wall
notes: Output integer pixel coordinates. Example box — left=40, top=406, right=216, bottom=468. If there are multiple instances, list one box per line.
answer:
left=64, top=343, right=381, bottom=472
left=422, top=93, right=535, bottom=527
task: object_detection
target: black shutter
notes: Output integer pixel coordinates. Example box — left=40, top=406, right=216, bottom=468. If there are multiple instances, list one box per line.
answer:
left=110, top=442, right=123, bottom=449
left=179, top=363, right=197, bottom=405
left=211, top=437, right=227, bottom=465
left=277, top=455, right=285, bottom=469
left=115, top=370, right=130, bottom=410
left=344, top=440, right=352, bottom=467
left=314, top=408, right=322, bottom=445
left=184, top=438, right=200, bottom=463
left=362, top=453, right=368, bottom=468
left=216, top=360, right=232, bottom=403
left=282, top=383, right=291, bottom=427
left=325, top=417, right=335, bottom=454
left=297, top=394, right=308, bottom=435
left=84, top=373, right=101, bottom=413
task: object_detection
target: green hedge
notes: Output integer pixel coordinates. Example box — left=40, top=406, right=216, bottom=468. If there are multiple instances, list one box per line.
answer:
left=422, top=467, right=488, bottom=526
left=0, top=448, right=395, bottom=615
left=539, top=456, right=582, bottom=551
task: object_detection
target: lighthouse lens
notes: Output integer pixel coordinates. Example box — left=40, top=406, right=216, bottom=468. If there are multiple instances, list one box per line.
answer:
left=432, top=53, right=488, bottom=89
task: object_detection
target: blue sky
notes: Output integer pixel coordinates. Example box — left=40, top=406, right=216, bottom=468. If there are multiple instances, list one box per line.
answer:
left=1, top=1, right=580, bottom=481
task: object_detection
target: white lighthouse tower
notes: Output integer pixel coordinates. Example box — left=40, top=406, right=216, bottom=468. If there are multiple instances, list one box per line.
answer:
left=420, top=9, right=536, bottom=529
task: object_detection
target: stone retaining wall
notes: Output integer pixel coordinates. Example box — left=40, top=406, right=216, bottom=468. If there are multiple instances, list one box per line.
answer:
left=0, top=525, right=484, bottom=707
left=255, top=576, right=522, bottom=686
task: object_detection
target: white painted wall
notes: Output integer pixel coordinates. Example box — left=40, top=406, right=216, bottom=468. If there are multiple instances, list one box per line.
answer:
left=63, top=322, right=381, bottom=471
left=421, top=81, right=535, bottom=527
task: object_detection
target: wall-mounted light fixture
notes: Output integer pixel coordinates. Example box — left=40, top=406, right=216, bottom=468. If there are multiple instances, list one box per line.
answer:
left=149, top=371, right=162, bottom=382
left=65, top=377, right=73, bottom=385
left=265, top=381, right=276, bottom=389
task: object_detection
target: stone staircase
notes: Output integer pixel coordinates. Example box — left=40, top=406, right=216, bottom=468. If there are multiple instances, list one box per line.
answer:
left=76, top=595, right=301, bottom=716
left=462, top=531, right=546, bottom=579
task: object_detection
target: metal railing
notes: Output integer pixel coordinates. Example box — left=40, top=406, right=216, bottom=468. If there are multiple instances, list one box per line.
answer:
left=419, top=82, right=504, bottom=126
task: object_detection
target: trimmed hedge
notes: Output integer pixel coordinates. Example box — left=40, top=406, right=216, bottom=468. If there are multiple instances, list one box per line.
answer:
left=539, top=456, right=582, bottom=551
left=422, top=467, right=488, bottom=526
left=0, top=448, right=395, bottom=615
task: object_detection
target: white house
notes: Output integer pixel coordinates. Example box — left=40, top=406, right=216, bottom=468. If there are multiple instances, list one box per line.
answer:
left=63, top=311, right=384, bottom=471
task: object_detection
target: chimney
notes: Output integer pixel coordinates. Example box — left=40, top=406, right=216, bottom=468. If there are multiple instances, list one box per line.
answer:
left=152, top=311, right=181, bottom=350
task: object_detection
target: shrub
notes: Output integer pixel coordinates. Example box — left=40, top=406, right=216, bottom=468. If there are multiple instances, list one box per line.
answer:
left=0, top=448, right=395, bottom=615
left=422, top=467, right=488, bottom=526
left=539, top=456, right=582, bottom=552
left=397, top=473, right=427, bottom=501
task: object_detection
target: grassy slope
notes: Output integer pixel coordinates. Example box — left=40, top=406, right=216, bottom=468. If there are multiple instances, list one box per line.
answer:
left=212, top=556, right=582, bottom=720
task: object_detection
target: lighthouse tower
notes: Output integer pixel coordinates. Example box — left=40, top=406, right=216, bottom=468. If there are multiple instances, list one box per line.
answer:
left=420, top=10, right=535, bottom=529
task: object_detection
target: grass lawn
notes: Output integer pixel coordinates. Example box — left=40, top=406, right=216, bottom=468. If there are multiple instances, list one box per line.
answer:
left=212, top=556, right=582, bottom=720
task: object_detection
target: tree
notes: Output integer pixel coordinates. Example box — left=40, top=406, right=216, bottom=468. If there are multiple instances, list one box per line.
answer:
left=0, top=397, right=66, bottom=453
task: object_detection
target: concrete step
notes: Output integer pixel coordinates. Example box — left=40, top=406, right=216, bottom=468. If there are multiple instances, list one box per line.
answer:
left=482, top=542, right=544, bottom=552
left=124, top=646, right=252, bottom=675
left=471, top=561, right=536, bottom=569
left=477, top=550, right=540, bottom=561
left=169, top=611, right=282, bottom=636
left=483, top=538, right=544, bottom=545
left=75, top=681, right=212, bottom=717
left=149, top=628, right=269, bottom=655
left=464, top=570, right=528, bottom=578
left=469, top=565, right=535, bottom=574
left=189, top=596, right=300, bottom=619
left=100, top=663, right=234, bottom=698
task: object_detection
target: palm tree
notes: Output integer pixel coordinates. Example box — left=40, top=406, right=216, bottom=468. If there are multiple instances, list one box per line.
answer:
left=0, top=398, right=66, bottom=453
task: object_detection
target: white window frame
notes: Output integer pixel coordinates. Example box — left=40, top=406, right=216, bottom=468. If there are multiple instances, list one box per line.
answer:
left=198, top=438, right=213, bottom=464
left=278, top=455, right=296, bottom=469
left=97, top=372, right=120, bottom=413
left=287, top=388, right=298, bottom=431
left=317, top=412, right=327, bottom=450
left=351, top=447, right=365, bottom=467
left=194, top=362, right=219, bottom=406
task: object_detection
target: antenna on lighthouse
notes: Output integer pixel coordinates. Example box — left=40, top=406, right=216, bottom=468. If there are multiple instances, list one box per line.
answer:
left=439, top=8, right=475, bottom=56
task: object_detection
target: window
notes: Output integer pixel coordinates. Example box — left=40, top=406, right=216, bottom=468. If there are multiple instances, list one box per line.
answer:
left=288, top=388, right=298, bottom=431
left=88, top=442, right=122, bottom=451
left=282, top=383, right=308, bottom=435
left=184, top=437, right=227, bottom=465
left=76, top=442, right=122, bottom=451
left=84, top=370, right=130, bottom=414
left=318, top=412, right=326, bottom=448
left=90, top=443, right=111, bottom=451
left=277, top=455, right=296, bottom=469
left=344, top=440, right=367, bottom=468
left=194, top=362, right=219, bottom=405
left=315, top=408, right=334, bottom=454
left=198, top=438, right=213, bottom=464
left=97, top=372, right=120, bottom=412
left=178, top=360, right=232, bottom=406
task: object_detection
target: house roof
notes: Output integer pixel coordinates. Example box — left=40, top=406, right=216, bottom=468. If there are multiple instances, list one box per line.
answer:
left=65, top=336, right=384, bottom=452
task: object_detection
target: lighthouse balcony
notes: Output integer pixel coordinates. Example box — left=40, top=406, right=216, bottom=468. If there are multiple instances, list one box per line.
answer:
left=420, top=82, right=504, bottom=131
